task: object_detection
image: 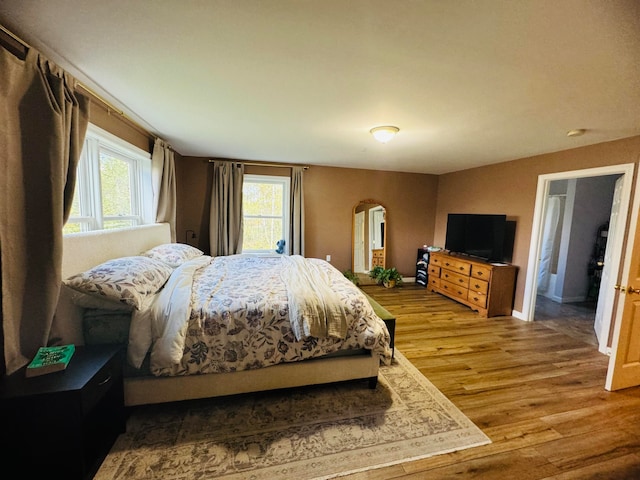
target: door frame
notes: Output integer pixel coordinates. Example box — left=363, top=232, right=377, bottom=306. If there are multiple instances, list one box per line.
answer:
left=521, top=164, right=636, bottom=331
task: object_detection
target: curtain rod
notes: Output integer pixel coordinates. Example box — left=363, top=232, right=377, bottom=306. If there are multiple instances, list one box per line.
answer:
left=209, top=159, right=309, bottom=170
left=0, top=23, right=23, bottom=45
left=0, top=23, right=28, bottom=59
left=75, top=83, right=125, bottom=116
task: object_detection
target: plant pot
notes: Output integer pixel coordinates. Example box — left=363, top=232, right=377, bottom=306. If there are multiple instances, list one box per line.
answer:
left=383, top=279, right=396, bottom=288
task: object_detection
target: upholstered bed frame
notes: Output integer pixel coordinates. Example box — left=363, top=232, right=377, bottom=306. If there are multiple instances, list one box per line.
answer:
left=55, top=223, right=379, bottom=406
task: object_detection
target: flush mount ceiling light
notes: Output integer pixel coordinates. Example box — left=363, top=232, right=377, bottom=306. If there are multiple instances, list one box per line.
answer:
left=370, top=125, right=399, bottom=143
left=566, top=128, right=586, bottom=137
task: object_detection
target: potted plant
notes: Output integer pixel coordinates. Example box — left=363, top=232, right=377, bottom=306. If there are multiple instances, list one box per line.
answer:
left=369, top=266, right=403, bottom=288
left=369, top=266, right=385, bottom=285
left=379, top=267, right=403, bottom=288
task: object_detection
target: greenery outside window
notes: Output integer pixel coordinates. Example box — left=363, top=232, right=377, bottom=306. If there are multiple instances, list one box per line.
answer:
left=64, top=124, right=152, bottom=234
left=242, top=174, right=290, bottom=254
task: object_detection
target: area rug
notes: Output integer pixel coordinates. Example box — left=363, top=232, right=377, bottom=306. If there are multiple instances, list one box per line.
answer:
left=95, top=351, right=490, bottom=479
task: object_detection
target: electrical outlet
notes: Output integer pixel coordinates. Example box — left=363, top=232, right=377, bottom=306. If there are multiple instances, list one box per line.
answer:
left=326, top=255, right=331, bottom=262
left=185, top=229, right=197, bottom=245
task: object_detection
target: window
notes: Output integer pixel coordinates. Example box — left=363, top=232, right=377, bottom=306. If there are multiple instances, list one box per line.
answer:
left=64, top=124, right=152, bottom=234
left=242, top=174, right=290, bottom=254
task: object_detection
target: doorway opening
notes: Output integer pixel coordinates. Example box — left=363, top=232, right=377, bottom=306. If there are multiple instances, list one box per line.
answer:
left=522, top=164, right=635, bottom=355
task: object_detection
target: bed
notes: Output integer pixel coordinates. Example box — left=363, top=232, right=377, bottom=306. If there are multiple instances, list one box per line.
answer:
left=53, top=223, right=391, bottom=406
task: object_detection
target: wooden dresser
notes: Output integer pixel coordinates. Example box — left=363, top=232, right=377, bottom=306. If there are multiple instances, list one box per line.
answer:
left=371, top=248, right=385, bottom=268
left=428, top=251, right=517, bottom=317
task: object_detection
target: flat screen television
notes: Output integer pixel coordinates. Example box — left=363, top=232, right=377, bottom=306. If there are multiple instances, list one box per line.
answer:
left=445, top=213, right=507, bottom=262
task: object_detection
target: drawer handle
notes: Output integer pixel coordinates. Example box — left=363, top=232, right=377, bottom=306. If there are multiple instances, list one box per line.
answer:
left=477, top=272, right=484, bottom=276
left=459, top=266, right=465, bottom=271
left=98, top=374, right=112, bottom=386
left=445, top=262, right=451, bottom=266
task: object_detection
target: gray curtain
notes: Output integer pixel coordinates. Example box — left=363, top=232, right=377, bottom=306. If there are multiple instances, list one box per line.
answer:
left=152, top=138, right=177, bottom=242
left=209, top=161, right=245, bottom=256
left=0, top=46, right=89, bottom=374
left=290, top=167, right=305, bottom=255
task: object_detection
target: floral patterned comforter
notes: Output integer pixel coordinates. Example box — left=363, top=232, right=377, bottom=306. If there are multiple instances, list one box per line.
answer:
left=148, top=255, right=392, bottom=376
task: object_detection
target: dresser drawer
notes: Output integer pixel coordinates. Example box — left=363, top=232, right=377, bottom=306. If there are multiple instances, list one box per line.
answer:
left=468, top=290, right=488, bottom=308
left=429, top=255, right=442, bottom=267
left=469, top=277, right=489, bottom=295
left=440, top=269, right=470, bottom=288
left=440, top=258, right=471, bottom=276
left=440, top=280, right=468, bottom=301
left=471, top=264, right=492, bottom=281
left=428, top=265, right=440, bottom=277
left=428, top=277, right=441, bottom=289
left=81, top=353, right=122, bottom=415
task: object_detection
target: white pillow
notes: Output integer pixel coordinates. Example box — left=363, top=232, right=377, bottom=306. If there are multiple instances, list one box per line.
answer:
left=64, top=256, right=174, bottom=310
left=141, top=243, right=204, bottom=268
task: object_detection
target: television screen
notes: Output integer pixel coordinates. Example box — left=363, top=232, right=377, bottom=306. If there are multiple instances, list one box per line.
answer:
left=445, top=214, right=507, bottom=261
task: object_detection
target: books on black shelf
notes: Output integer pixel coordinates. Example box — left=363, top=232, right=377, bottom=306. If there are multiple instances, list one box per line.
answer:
left=25, top=344, right=75, bottom=378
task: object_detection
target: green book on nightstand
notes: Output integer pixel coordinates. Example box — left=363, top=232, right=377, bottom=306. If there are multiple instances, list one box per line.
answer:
left=25, top=344, right=75, bottom=378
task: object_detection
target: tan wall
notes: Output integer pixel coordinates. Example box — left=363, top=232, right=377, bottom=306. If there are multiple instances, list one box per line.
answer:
left=176, top=157, right=212, bottom=248
left=88, top=101, right=152, bottom=153
left=175, top=159, right=439, bottom=277
left=304, top=166, right=437, bottom=276
left=434, top=136, right=640, bottom=313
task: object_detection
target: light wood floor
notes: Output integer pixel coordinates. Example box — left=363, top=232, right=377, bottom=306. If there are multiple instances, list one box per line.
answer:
left=346, top=284, right=640, bottom=480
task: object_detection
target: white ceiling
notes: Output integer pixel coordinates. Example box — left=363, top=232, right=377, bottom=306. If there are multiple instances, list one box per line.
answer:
left=1, top=1, right=639, bottom=174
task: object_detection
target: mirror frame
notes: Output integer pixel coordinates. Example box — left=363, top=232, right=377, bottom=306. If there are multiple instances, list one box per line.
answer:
left=351, top=199, right=387, bottom=273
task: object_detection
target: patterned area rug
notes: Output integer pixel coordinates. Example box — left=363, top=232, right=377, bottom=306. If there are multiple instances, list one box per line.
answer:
left=96, top=351, right=490, bottom=479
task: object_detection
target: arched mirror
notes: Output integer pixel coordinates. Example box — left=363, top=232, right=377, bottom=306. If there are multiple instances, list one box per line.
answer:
left=352, top=200, right=387, bottom=274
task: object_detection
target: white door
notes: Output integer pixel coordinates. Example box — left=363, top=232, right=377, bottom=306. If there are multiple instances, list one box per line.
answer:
left=595, top=175, right=623, bottom=353
left=371, top=208, right=384, bottom=250
left=354, top=211, right=365, bottom=273
left=606, top=187, right=640, bottom=391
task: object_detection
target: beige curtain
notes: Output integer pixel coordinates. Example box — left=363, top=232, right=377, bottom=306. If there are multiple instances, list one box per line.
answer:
left=209, top=161, right=245, bottom=256
left=290, top=166, right=305, bottom=255
left=0, top=46, right=89, bottom=375
left=152, top=138, right=176, bottom=242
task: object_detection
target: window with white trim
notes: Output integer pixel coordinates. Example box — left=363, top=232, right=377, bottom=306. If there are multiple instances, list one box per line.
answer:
left=64, top=124, right=153, bottom=234
left=242, top=174, right=290, bottom=254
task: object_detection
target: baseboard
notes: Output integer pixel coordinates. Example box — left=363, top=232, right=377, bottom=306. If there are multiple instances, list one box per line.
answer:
left=559, top=295, right=587, bottom=303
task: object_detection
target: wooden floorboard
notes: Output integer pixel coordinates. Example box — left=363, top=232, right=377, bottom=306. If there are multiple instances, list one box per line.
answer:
left=342, top=284, right=640, bottom=479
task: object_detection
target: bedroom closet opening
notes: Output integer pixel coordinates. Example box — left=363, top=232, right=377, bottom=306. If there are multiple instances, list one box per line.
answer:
left=532, top=171, right=625, bottom=354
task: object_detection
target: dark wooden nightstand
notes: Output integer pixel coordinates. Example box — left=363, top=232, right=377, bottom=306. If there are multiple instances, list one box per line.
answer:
left=0, top=344, right=126, bottom=479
